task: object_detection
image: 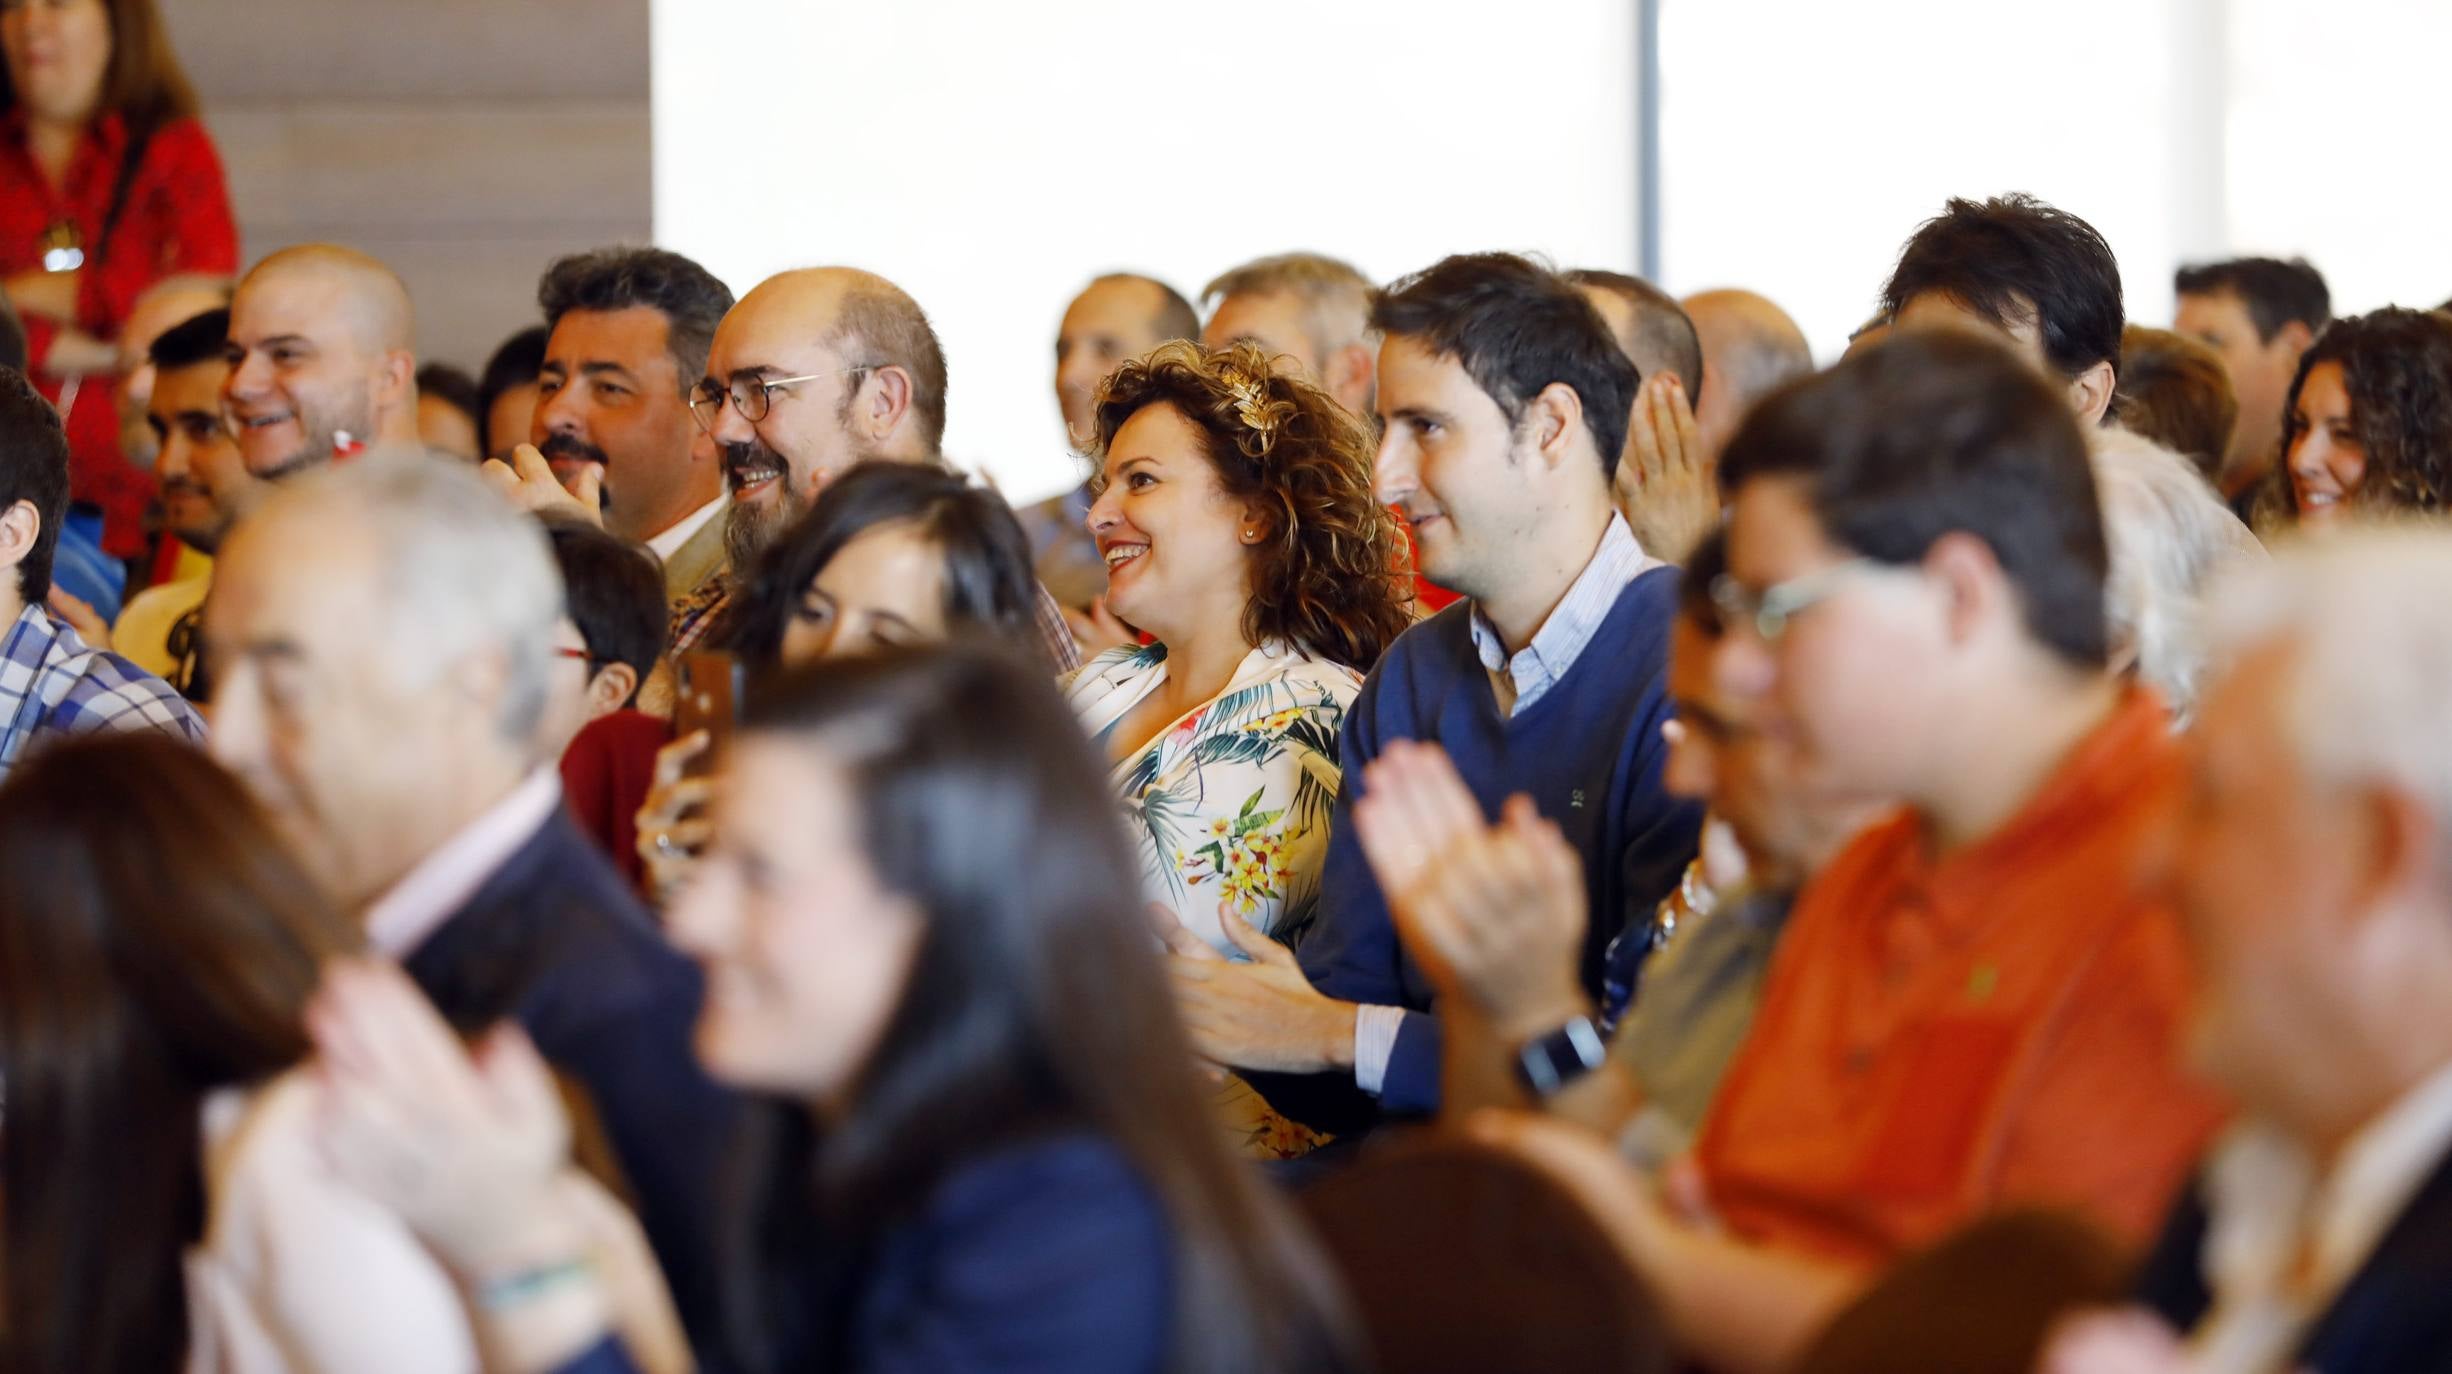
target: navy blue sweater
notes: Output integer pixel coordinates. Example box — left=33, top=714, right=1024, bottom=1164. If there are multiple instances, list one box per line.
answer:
left=1253, top=568, right=1701, bottom=1131
left=556, top=1134, right=1172, bottom=1374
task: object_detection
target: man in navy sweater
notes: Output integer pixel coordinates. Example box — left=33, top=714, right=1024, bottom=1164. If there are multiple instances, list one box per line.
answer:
left=1164, top=252, right=1703, bottom=1134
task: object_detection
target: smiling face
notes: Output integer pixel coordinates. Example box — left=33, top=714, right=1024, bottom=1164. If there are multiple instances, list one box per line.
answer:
left=778, top=519, right=952, bottom=666
left=149, top=356, right=260, bottom=554
left=667, top=734, right=927, bottom=1104
left=534, top=306, right=703, bottom=541
left=1, top=0, right=110, bottom=125
left=2286, top=361, right=2364, bottom=528
left=222, top=273, right=386, bottom=481
left=704, top=284, right=879, bottom=567
left=1083, top=402, right=1257, bottom=648
left=1370, top=335, right=1544, bottom=602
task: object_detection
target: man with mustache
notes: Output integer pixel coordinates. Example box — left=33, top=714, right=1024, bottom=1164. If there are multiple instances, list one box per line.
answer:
left=534, top=248, right=735, bottom=610
left=672, top=266, right=1078, bottom=669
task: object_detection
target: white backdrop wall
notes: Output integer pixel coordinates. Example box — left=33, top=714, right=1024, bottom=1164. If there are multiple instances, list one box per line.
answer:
left=651, top=0, right=1639, bottom=504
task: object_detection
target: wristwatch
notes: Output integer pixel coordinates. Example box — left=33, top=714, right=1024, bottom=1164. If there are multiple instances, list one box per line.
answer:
left=1515, top=1014, right=1610, bottom=1098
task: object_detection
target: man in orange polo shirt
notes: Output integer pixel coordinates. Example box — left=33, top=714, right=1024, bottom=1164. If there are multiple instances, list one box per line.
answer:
left=1482, top=329, right=2228, bottom=1373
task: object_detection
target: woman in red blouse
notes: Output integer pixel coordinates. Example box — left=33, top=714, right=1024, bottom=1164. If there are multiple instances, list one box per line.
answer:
left=2, top=0, right=237, bottom=558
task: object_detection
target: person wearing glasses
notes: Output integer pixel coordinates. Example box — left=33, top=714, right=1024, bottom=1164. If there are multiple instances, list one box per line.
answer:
left=1458, top=330, right=2229, bottom=1374
left=671, top=265, right=1078, bottom=670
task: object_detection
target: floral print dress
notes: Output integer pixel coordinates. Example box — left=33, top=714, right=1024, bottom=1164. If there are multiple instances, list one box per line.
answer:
left=1065, top=639, right=1360, bottom=1157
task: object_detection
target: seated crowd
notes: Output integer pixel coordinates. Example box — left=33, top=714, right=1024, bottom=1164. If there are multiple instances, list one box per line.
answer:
left=7, top=16, right=2452, bottom=1368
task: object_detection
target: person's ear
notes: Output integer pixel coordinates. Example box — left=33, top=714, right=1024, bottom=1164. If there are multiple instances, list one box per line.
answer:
left=378, top=349, right=417, bottom=420
left=2344, top=782, right=2440, bottom=929
left=1922, top=530, right=2010, bottom=650
left=1234, top=500, right=1274, bottom=549
left=0, top=498, right=39, bottom=580
left=2067, top=359, right=2117, bottom=427
left=585, top=662, right=638, bottom=719
left=1327, top=342, right=1377, bottom=416
left=863, top=365, right=914, bottom=442
left=2276, top=319, right=2316, bottom=358
left=1526, top=381, right=1585, bottom=474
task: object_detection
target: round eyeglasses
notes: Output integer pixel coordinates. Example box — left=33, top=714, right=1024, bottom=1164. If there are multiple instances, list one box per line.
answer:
left=689, top=363, right=882, bottom=433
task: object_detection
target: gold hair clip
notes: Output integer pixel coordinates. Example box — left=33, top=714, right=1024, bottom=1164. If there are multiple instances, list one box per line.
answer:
left=1220, top=367, right=1275, bottom=444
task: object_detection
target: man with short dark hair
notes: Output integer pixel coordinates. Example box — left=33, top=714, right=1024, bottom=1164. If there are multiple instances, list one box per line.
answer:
left=534, top=249, right=736, bottom=609
left=1883, top=193, right=2126, bottom=426
left=0, top=366, right=201, bottom=776
left=477, top=324, right=548, bottom=464
left=539, top=517, right=667, bottom=759
left=414, top=362, right=481, bottom=460
left=1027, top=272, right=1200, bottom=610
left=1162, top=252, right=1701, bottom=1134
left=1485, top=330, right=2224, bottom=1372
left=2173, top=256, right=2330, bottom=506
left=111, top=307, right=266, bottom=689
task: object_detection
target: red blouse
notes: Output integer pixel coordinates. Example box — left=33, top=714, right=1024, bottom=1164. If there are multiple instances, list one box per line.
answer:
left=2, top=111, right=240, bottom=556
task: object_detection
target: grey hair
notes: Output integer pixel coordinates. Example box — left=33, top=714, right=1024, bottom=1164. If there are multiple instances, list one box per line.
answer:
left=258, top=449, right=563, bottom=750
left=2206, top=526, right=2452, bottom=856
left=2091, top=427, right=2264, bottom=719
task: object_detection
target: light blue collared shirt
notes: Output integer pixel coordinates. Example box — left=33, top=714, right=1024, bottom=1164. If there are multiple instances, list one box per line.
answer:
left=1465, top=514, right=1661, bottom=716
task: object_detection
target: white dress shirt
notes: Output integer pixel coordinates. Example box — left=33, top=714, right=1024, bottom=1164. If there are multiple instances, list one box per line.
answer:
left=644, top=493, right=727, bottom=562
left=2190, top=1059, right=2452, bottom=1371
left=361, top=769, right=564, bottom=961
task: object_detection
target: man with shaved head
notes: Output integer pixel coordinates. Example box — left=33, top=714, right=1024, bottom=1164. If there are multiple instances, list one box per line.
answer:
left=222, top=244, right=420, bottom=482
left=671, top=265, right=1079, bottom=668
left=1682, top=288, right=1815, bottom=463
left=1029, top=271, right=1199, bottom=610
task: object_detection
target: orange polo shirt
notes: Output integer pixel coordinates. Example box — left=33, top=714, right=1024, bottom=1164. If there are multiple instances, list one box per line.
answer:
left=1693, top=686, right=2226, bottom=1270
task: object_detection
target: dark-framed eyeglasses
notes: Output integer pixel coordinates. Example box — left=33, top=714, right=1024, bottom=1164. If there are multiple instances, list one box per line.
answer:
left=1708, top=557, right=1891, bottom=642
left=688, top=363, right=882, bottom=434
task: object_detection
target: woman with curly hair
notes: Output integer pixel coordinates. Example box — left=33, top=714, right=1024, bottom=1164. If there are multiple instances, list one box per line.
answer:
left=1064, top=342, right=1412, bottom=1154
left=2281, top=306, right=2452, bottom=527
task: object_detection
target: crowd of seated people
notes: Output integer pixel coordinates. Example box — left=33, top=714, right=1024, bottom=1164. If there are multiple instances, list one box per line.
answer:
left=14, top=4, right=2452, bottom=1371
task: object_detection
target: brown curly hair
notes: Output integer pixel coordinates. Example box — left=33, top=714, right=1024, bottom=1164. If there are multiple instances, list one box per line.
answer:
left=2281, top=307, right=2452, bottom=520
left=1090, top=340, right=1413, bottom=671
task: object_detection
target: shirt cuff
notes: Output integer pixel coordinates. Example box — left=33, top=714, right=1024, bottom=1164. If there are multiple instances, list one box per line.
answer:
left=1352, top=1003, right=1407, bottom=1097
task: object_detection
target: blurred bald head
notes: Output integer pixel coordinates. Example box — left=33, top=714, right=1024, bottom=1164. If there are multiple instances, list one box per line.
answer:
left=223, top=245, right=422, bottom=481
left=1682, top=288, right=1813, bottom=461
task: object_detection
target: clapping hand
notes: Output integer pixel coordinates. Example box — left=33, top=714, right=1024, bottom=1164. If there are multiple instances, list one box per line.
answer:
left=1353, top=740, right=1592, bottom=1041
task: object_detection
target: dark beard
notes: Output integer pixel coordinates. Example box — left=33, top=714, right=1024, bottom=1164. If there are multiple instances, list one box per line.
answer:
left=720, top=439, right=806, bottom=570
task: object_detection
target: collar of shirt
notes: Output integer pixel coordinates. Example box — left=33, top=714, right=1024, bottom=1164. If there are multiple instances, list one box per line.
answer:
left=362, top=768, right=565, bottom=960
left=1467, top=514, right=1658, bottom=716
left=644, top=493, right=728, bottom=561
left=2195, top=1058, right=2452, bottom=1366
left=0, top=603, right=83, bottom=762
left=1898, top=684, right=2175, bottom=949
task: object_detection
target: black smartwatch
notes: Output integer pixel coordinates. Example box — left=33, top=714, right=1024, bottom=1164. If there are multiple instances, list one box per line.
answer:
left=1515, top=1014, right=1609, bottom=1098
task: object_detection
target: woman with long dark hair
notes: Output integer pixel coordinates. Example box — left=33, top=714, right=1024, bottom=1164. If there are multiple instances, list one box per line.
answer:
left=621, top=459, right=1053, bottom=898
left=1, top=0, right=239, bottom=556
left=310, top=644, right=1362, bottom=1374
left=2279, top=306, right=2452, bottom=527
left=0, top=735, right=482, bottom=1373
